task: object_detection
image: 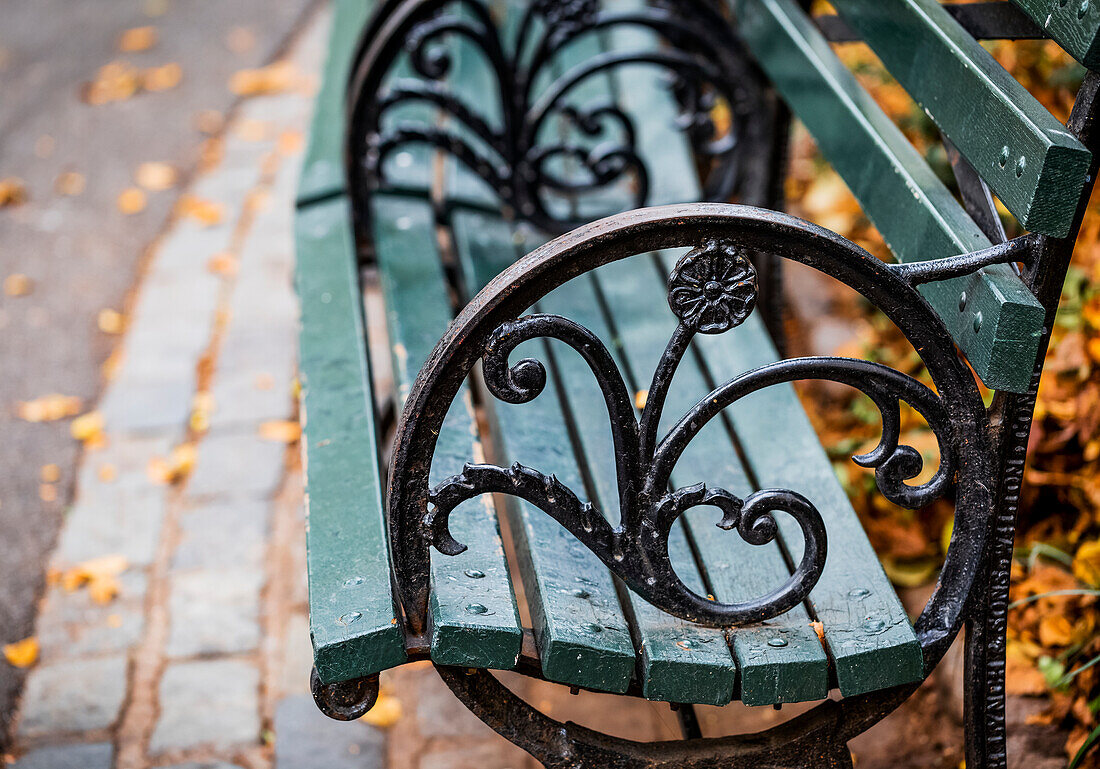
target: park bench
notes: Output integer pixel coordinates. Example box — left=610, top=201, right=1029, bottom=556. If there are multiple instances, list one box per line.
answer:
left=294, top=0, right=1100, bottom=766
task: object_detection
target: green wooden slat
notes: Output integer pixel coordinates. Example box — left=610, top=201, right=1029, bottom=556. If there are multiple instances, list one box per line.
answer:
left=371, top=194, right=523, bottom=669
left=731, top=0, right=1046, bottom=394
left=830, top=0, right=1090, bottom=237
left=693, top=314, right=925, bottom=697
left=296, top=196, right=406, bottom=684
left=297, top=0, right=376, bottom=204
left=453, top=210, right=637, bottom=693
left=537, top=270, right=737, bottom=706
left=605, top=11, right=829, bottom=705
left=1008, top=0, right=1100, bottom=69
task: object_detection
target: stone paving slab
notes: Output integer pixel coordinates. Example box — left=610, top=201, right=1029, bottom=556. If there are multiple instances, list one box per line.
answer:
left=17, top=656, right=129, bottom=740
left=11, top=742, right=114, bottom=769
left=149, top=660, right=261, bottom=755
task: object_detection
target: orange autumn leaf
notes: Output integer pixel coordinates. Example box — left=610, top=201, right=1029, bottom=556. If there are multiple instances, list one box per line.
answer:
left=3, top=637, right=39, bottom=669
left=135, top=161, right=177, bottom=191
left=55, top=171, right=86, bottom=196
left=97, top=308, right=125, bottom=334
left=142, top=62, right=182, bottom=91
left=117, top=187, right=147, bottom=214
left=61, top=554, right=127, bottom=605
left=206, top=251, right=238, bottom=276
left=16, top=394, right=83, bottom=423
left=0, top=177, right=27, bottom=207
left=176, top=195, right=224, bottom=226
left=228, top=60, right=298, bottom=96
left=40, top=464, right=60, bottom=483
left=70, top=411, right=106, bottom=445
left=3, top=273, right=33, bottom=296
left=259, top=420, right=301, bottom=443
left=1073, top=539, right=1100, bottom=587
left=83, top=60, right=142, bottom=104
left=360, top=692, right=403, bottom=728
left=147, top=442, right=197, bottom=484
left=118, top=26, right=158, bottom=53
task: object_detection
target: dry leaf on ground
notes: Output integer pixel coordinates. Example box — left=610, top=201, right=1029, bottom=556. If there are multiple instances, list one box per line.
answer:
left=259, top=420, right=300, bottom=443
left=0, top=177, right=27, bottom=207
left=97, top=308, right=125, bottom=334
left=1073, top=540, right=1100, bottom=587
left=16, top=394, right=82, bottom=423
left=143, top=62, right=182, bottom=91
left=228, top=60, right=298, bottom=96
left=83, top=60, right=142, bottom=104
left=118, top=26, right=158, bottom=53
left=207, top=251, right=238, bottom=276
left=176, top=195, right=224, bottom=226
left=70, top=411, right=106, bottom=446
left=3, top=637, right=39, bottom=669
left=360, top=693, right=402, bottom=728
left=117, top=187, right=147, bottom=214
left=40, top=464, right=60, bottom=483
left=147, top=442, right=197, bottom=484
left=3, top=273, right=32, bottom=297
left=135, top=161, right=177, bottom=191
left=61, top=554, right=128, bottom=605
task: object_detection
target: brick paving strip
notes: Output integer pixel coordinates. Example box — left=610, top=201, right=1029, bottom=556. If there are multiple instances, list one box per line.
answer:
left=5, top=6, right=381, bottom=769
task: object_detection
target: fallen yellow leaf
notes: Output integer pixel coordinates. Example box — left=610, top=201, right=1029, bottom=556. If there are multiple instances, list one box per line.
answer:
left=1073, top=539, right=1100, bottom=587
left=360, top=693, right=402, bottom=728
left=40, top=464, right=60, bottom=483
left=0, top=177, right=27, bottom=207
left=83, top=60, right=142, bottom=105
left=228, top=60, right=298, bottom=96
left=38, top=484, right=57, bottom=503
left=61, top=554, right=128, bottom=606
left=176, top=195, right=223, bottom=226
left=634, top=389, right=648, bottom=410
left=3, top=637, right=39, bottom=669
left=55, top=171, right=86, bottom=196
left=143, top=62, right=182, bottom=91
left=147, top=442, right=197, bottom=484
left=277, top=130, right=303, bottom=156
left=71, top=411, right=106, bottom=445
left=135, top=161, right=177, bottom=191
left=3, top=273, right=33, bottom=296
left=118, top=26, right=158, bottom=53
left=16, top=394, right=82, bottom=422
left=206, top=251, right=238, bottom=276
left=97, top=308, right=125, bottom=334
left=117, top=187, right=147, bottom=215
left=259, top=420, right=300, bottom=443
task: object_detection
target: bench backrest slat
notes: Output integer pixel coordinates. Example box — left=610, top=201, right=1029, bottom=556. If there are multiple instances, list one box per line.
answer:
left=732, top=0, right=1046, bottom=393
left=831, top=0, right=1091, bottom=238
left=1008, top=0, right=1100, bottom=68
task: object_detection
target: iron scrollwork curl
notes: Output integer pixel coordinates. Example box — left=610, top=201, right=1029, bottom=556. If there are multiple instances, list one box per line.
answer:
left=418, top=238, right=956, bottom=626
left=347, top=0, right=760, bottom=233
left=388, top=204, right=994, bottom=638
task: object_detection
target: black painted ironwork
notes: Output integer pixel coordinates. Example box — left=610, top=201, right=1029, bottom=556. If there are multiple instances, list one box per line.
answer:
left=345, top=0, right=764, bottom=234
left=316, top=2, right=1100, bottom=768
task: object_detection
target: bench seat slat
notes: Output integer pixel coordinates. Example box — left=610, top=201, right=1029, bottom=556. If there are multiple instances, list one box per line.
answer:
left=453, top=210, right=639, bottom=694
left=372, top=194, right=524, bottom=669
left=830, top=0, right=1090, bottom=238
left=538, top=271, right=739, bottom=706
left=296, top=196, right=407, bottom=684
left=608, top=13, right=920, bottom=698
left=731, top=0, right=1046, bottom=394
left=694, top=316, right=925, bottom=696
left=1008, top=0, right=1100, bottom=69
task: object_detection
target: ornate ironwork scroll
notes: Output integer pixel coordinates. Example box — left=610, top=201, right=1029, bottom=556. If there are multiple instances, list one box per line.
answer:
left=346, top=0, right=765, bottom=233
left=387, top=205, right=995, bottom=630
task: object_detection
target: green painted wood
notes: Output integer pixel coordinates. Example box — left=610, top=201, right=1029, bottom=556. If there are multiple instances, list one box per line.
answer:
left=731, top=0, right=1046, bottom=394
left=452, top=210, right=637, bottom=693
left=537, top=268, right=737, bottom=706
left=1008, top=0, right=1100, bottom=69
left=830, top=0, right=1090, bottom=237
left=602, top=12, right=825, bottom=705
left=371, top=194, right=523, bottom=668
left=297, top=0, right=376, bottom=204
left=692, top=313, right=925, bottom=697
left=296, top=196, right=406, bottom=684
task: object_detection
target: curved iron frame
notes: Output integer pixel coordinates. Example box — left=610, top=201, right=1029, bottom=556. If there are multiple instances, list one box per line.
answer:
left=313, top=1, right=1100, bottom=767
